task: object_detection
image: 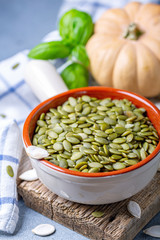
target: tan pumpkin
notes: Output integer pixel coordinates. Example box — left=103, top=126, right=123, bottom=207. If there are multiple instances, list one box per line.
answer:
left=86, top=2, right=160, bottom=97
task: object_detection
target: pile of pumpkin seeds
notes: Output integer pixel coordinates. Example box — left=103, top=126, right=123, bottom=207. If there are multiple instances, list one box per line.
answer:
left=32, top=95, right=159, bottom=173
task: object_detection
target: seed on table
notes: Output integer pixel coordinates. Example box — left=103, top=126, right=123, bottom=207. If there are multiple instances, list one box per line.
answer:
left=113, top=162, right=126, bottom=170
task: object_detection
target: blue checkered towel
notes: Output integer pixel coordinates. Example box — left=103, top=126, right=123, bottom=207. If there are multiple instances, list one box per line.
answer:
left=0, top=118, right=23, bottom=234
left=0, top=0, right=160, bottom=235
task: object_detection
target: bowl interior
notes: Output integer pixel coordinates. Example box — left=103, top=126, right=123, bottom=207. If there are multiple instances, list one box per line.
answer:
left=23, top=87, right=160, bottom=177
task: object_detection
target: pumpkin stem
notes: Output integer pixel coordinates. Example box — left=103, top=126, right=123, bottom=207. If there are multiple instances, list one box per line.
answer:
left=123, top=23, right=143, bottom=40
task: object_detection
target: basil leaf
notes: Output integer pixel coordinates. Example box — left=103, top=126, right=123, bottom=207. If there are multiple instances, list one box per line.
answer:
left=59, top=9, right=93, bottom=45
left=61, top=63, right=89, bottom=89
left=28, top=40, right=72, bottom=60
left=70, top=45, right=89, bottom=67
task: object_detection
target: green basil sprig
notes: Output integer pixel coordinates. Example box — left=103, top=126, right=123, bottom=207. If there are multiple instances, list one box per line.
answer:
left=61, top=63, right=89, bottom=89
left=59, top=9, right=93, bottom=45
left=28, top=9, right=93, bottom=89
left=69, top=45, right=89, bottom=67
left=28, top=40, right=72, bottom=60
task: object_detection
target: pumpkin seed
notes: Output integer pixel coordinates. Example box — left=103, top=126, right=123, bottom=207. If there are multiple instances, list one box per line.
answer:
left=53, top=142, right=63, bottom=151
left=92, top=211, right=104, bottom=218
left=71, top=152, right=83, bottom=160
left=95, top=137, right=108, bottom=145
left=88, top=167, right=100, bottom=173
left=113, top=162, right=126, bottom=170
left=32, top=95, right=159, bottom=173
left=88, top=162, right=103, bottom=168
left=113, top=138, right=126, bottom=144
left=68, top=97, right=77, bottom=107
left=6, top=165, right=14, bottom=177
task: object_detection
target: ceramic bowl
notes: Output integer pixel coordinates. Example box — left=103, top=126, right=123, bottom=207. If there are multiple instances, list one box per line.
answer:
left=23, top=87, right=160, bottom=204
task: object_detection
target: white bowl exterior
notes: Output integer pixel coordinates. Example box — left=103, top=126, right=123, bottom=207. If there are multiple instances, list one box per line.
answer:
left=30, top=152, right=160, bottom=205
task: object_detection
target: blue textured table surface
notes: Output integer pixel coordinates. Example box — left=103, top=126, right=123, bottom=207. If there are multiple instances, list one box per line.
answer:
left=0, top=0, right=160, bottom=239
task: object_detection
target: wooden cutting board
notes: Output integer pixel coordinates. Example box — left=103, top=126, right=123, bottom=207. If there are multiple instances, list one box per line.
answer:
left=17, top=149, right=160, bottom=240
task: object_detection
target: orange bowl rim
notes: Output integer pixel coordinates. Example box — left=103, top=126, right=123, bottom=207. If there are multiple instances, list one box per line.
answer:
left=23, top=86, right=160, bottom=178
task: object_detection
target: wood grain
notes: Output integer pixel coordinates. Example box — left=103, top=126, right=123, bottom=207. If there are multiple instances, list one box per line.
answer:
left=17, top=152, right=160, bottom=240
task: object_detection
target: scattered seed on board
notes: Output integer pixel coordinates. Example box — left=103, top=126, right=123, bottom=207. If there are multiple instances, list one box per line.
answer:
left=92, top=211, right=104, bottom=218
left=19, top=169, right=38, bottom=181
left=32, top=95, right=159, bottom=173
left=6, top=165, right=14, bottom=177
left=32, top=224, right=56, bottom=236
left=127, top=200, right=141, bottom=218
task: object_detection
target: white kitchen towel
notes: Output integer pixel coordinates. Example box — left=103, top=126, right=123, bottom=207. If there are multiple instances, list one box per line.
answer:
left=0, top=119, right=23, bottom=234
left=0, top=50, right=40, bottom=130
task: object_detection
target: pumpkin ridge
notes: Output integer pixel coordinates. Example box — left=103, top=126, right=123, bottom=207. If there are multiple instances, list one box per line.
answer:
left=135, top=42, right=160, bottom=96
left=109, top=42, right=127, bottom=87
left=139, top=35, right=160, bottom=61
left=113, top=42, right=139, bottom=93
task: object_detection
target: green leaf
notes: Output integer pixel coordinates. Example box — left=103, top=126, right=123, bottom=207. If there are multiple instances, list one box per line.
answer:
left=70, top=45, right=89, bottom=67
left=28, top=40, right=73, bottom=60
left=59, top=9, right=93, bottom=45
left=61, top=63, right=89, bottom=89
